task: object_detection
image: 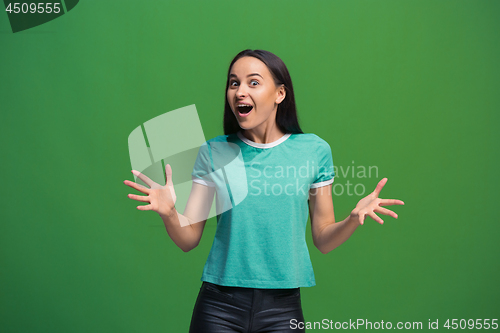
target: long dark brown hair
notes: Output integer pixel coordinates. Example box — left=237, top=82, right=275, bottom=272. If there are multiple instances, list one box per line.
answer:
left=223, top=49, right=303, bottom=135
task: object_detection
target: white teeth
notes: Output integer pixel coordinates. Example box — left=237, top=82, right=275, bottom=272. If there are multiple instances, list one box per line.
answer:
left=237, top=104, right=252, bottom=107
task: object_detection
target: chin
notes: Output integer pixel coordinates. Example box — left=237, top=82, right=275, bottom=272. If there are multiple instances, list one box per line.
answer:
left=235, top=119, right=249, bottom=129
left=237, top=123, right=254, bottom=130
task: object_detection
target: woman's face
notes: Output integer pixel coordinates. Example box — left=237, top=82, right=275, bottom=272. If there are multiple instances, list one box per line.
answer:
left=227, top=56, right=285, bottom=131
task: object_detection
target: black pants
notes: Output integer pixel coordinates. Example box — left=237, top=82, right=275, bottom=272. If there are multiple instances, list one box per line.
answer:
left=189, top=282, right=306, bottom=333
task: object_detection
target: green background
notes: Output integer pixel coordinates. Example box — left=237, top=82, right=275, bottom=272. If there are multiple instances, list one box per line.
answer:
left=1, top=0, right=499, bottom=332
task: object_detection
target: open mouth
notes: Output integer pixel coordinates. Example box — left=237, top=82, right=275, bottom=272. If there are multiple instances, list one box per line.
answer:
left=237, top=104, right=253, bottom=116
left=237, top=104, right=253, bottom=114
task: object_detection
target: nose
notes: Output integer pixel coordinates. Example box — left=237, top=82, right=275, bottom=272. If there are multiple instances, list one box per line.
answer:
left=236, top=84, right=248, bottom=98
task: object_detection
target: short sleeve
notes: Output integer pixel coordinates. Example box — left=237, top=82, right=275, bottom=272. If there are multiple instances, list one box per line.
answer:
left=191, top=142, right=216, bottom=187
left=310, top=139, right=335, bottom=188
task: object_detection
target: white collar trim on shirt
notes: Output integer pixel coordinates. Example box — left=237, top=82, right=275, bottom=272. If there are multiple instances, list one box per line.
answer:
left=237, top=131, right=292, bottom=149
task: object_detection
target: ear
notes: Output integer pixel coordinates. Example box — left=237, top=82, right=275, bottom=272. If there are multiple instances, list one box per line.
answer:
left=275, top=85, right=286, bottom=104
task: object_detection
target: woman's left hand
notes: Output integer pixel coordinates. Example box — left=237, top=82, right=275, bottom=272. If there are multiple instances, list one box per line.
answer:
left=350, top=178, right=405, bottom=225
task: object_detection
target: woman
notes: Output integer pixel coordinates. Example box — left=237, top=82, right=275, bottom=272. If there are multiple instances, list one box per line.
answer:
left=124, top=49, right=404, bottom=332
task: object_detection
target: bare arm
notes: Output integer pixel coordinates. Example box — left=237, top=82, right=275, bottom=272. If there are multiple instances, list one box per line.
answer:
left=159, top=182, right=215, bottom=252
left=309, top=184, right=360, bottom=254
left=124, top=164, right=215, bottom=253
left=309, top=178, right=404, bottom=254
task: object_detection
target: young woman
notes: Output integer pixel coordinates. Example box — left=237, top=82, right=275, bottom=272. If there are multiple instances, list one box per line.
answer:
left=124, top=49, right=404, bottom=332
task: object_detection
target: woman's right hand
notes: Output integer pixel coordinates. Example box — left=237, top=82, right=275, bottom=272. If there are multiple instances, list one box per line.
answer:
left=123, top=164, right=177, bottom=217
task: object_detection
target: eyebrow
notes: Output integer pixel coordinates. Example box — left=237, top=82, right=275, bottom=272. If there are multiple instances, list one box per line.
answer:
left=229, top=73, right=264, bottom=79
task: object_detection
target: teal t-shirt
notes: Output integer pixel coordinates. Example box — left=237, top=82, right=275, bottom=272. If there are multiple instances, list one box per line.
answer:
left=191, top=131, right=335, bottom=288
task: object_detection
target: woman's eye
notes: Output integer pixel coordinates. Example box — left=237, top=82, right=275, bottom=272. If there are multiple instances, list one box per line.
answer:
left=250, top=80, right=259, bottom=86
left=230, top=81, right=238, bottom=86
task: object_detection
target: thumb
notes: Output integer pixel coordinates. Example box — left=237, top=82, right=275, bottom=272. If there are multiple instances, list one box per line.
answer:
left=165, top=164, right=173, bottom=185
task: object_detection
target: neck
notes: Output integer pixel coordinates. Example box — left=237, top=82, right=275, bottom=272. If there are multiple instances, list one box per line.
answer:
left=241, top=123, right=286, bottom=144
